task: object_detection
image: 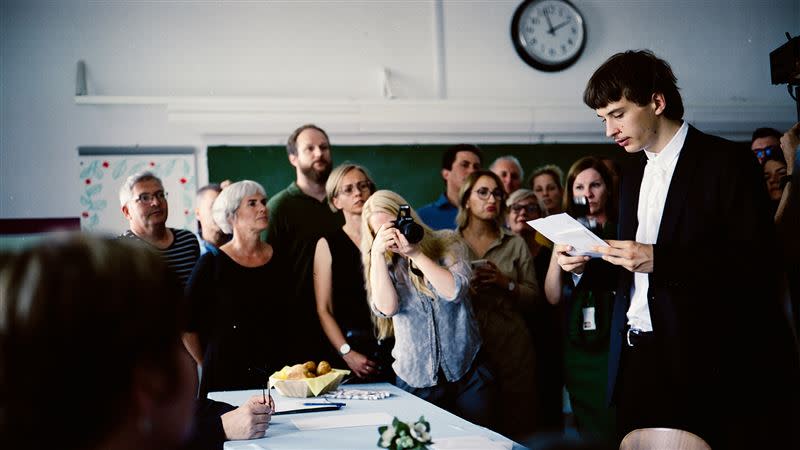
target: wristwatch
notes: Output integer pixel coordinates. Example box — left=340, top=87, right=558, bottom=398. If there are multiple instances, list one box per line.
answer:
left=339, top=343, right=351, bottom=356
left=507, top=281, right=516, bottom=292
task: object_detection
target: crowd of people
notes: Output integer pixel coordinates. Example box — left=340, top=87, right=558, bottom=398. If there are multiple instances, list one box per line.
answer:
left=2, top=49, right=799, bottom=450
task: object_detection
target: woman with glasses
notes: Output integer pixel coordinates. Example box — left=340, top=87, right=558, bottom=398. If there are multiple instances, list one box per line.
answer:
left=544, top=156, right=618, bottom=444
left=185, top=180, right=287, bottom=397
left=361, top=190, right=495, bottom=429
left=313, top=163, right=393, bottom=382
left=456, top=170, right=539, bottom=440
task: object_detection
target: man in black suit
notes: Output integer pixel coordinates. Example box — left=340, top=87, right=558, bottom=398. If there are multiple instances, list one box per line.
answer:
left=560, top=50, right=799, bottom=448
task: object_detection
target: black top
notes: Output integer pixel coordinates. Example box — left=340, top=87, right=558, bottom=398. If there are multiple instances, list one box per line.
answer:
left=326, top=228, right=373, bottom=334
left=324, top=228, right=394, bottom=381
left=186, top=250, right=287, bottom=396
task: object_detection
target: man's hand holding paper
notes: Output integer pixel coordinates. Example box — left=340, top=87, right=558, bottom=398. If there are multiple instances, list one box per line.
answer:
left=527, top=213, right=610, bottom=258
left=592, top=240, right=654, bottom=273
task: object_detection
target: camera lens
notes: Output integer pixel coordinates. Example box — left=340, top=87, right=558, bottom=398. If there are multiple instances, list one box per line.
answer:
left=399, top=222, right=424, bottom=244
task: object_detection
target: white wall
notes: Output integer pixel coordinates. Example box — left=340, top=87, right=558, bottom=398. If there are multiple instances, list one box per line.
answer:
left=1, top=0, right=798, bottom=219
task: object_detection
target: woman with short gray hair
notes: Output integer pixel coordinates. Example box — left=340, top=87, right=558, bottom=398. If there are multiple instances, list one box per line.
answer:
left=184, top=180, right=287, bottom=397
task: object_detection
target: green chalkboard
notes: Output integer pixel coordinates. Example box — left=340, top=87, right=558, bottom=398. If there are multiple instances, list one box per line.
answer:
left=208, top=144, right=619, bottom=208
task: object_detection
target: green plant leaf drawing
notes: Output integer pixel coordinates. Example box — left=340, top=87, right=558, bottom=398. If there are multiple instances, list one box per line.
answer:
left=113, top=160, right=128, bottom=179
left=86, top=184, right=101, bottom=197
left=163, top=159, right=176, bottom=176
left=80, top=161, right=97, bottom=179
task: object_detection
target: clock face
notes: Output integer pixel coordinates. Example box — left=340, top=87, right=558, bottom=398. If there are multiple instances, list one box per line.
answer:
left=511, top=0, right=587, bottom=72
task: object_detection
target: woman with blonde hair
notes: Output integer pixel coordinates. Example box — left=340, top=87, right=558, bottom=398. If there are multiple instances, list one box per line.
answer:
left=361, top=190, right=494, bottom=428
left=456, top=170, right=539, bottom=440
left=313, top=163, right=393, bottom=382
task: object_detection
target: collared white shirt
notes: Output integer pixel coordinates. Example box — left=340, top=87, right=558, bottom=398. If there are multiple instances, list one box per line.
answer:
left=627, top=121, right=689, bottom=331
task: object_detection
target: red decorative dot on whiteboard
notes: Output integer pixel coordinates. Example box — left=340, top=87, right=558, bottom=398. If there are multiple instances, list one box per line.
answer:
left=180, top=177, right=187, bottom=184
left=85, top=178, right=91, bottom=185
left=102, top=161, right=110, bottom=168
left=81, top=211, right=90, bottom=218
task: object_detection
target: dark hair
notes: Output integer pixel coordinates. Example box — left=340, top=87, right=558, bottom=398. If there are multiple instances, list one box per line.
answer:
left=0, top=234, right=188, bottom=449
left=563, top=156, right=618, bottom=222
left=441, top=144, right=483, bottom=171
left=196, top=183, right=222, bottom=197
left=286, top=123, right=330, bottom=156
left=584, top=49, right=684, bottom=121
left=751, top=127, right=782, bottom=145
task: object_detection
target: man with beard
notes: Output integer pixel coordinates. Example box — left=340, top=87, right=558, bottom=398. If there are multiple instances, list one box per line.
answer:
left=119, top=171, right=200, bottom=287
left=267, top=124, right=344, bottom=362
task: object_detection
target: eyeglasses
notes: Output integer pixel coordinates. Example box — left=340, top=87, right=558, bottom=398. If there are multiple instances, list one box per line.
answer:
left=473, top=187, right=505, bottom=201
left=754, top=146, right=777, bottom=163
left=339, top=180, right=372, bottom=196
left=133, top=191, right=167, bottom=204
left=510, top=204, right=540, bottom=214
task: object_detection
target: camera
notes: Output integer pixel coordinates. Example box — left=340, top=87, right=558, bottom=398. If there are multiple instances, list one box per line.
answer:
left=394, top=205, right=424, bottom=244
left=770, top=34, right=799, bottom=86
left=572, top=196, right=600, bottom=233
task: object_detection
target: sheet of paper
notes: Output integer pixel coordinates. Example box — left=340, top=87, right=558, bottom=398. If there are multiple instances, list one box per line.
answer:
left=527, top=213, right=609, bottom=258
left=291, top=412, right=394, bottom=431
left=430, top=435, right=512, bottom=450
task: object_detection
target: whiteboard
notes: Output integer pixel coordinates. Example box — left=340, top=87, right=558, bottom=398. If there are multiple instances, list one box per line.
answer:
left=78, top=147, right=197, bottom=235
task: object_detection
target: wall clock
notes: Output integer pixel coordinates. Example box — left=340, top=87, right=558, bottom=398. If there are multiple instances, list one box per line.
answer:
left=511, top=0, right=587, bottom=72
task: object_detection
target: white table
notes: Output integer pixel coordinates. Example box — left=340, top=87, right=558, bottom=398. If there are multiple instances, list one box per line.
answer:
left=209, top=382, right=525, bottom=449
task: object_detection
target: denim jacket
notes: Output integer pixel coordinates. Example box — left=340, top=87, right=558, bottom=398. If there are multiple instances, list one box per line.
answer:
left=372, top=233, right=481, bottom=388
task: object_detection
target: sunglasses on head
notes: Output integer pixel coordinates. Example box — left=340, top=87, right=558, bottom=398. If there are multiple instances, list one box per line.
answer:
left=754, top=146, right=777, bottom=163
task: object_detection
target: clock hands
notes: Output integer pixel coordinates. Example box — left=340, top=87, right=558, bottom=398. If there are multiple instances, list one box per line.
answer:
left=550, top=19, right=571, bottom=33
left=542, top=9, right=555, bottom=35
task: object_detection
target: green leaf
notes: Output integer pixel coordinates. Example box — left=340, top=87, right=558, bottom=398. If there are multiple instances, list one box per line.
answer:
left=92, top=200, right=107, bottom=211
left=112, top=160, right=128, bottom=179
left=80, top=161, right=97, bottom=179
left=163, top=159, right=176, bottom=176
left=129, top=161, right=146, bottom=175
left=86, top=185, right=101, bottom=197
left=80, top=195, right=90, bottom=206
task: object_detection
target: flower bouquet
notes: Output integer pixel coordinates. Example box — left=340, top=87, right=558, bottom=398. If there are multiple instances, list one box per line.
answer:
left=377, top=416, right=432, bottom=450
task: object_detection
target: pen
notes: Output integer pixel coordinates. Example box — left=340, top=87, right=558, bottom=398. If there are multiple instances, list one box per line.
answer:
left=303, top=402, right=346, bottom=407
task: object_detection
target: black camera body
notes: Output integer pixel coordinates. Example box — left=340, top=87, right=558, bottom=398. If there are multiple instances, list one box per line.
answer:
left=572, top=196, right=600, bottom=234
left=770, top=34, right=800, bottom=86
left=394, top=205, right=424, bottom=244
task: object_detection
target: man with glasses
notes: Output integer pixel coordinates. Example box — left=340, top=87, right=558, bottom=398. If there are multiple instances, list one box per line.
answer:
left=751, top=127, right=783, bottom=164
left=119, top=171, right=199, bottom=287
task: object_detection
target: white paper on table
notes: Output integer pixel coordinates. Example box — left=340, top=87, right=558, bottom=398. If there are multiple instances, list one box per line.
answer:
left=527, top=213, right=609, bottom=258
left=291, top=412, right=394, bottom=431
left=430, top=435, right=513, bottom=450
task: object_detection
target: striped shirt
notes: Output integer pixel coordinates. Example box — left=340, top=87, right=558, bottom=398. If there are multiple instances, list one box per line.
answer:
left=121, top=228, right=200, bottom=287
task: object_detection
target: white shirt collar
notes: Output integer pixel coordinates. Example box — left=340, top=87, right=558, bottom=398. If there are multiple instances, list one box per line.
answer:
left=643, top=121, right=688, bottom=169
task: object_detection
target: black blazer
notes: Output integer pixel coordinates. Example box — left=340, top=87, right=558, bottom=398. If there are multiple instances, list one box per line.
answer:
left=607, top=125, right=799, bottom=448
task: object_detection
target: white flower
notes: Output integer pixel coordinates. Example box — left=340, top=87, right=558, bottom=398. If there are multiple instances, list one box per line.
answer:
left=380, top=426, right=396, bottom=447
left=396, top=435, right=415, bottom=448
left=410, top=422, right=431, bottom=443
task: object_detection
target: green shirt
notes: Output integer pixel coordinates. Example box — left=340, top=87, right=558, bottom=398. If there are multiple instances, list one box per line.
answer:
left=266, top=181, right=344, bottom=300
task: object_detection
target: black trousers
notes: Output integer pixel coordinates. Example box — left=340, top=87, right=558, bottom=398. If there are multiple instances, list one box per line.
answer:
left=615, top=332, right=685, bottom=444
